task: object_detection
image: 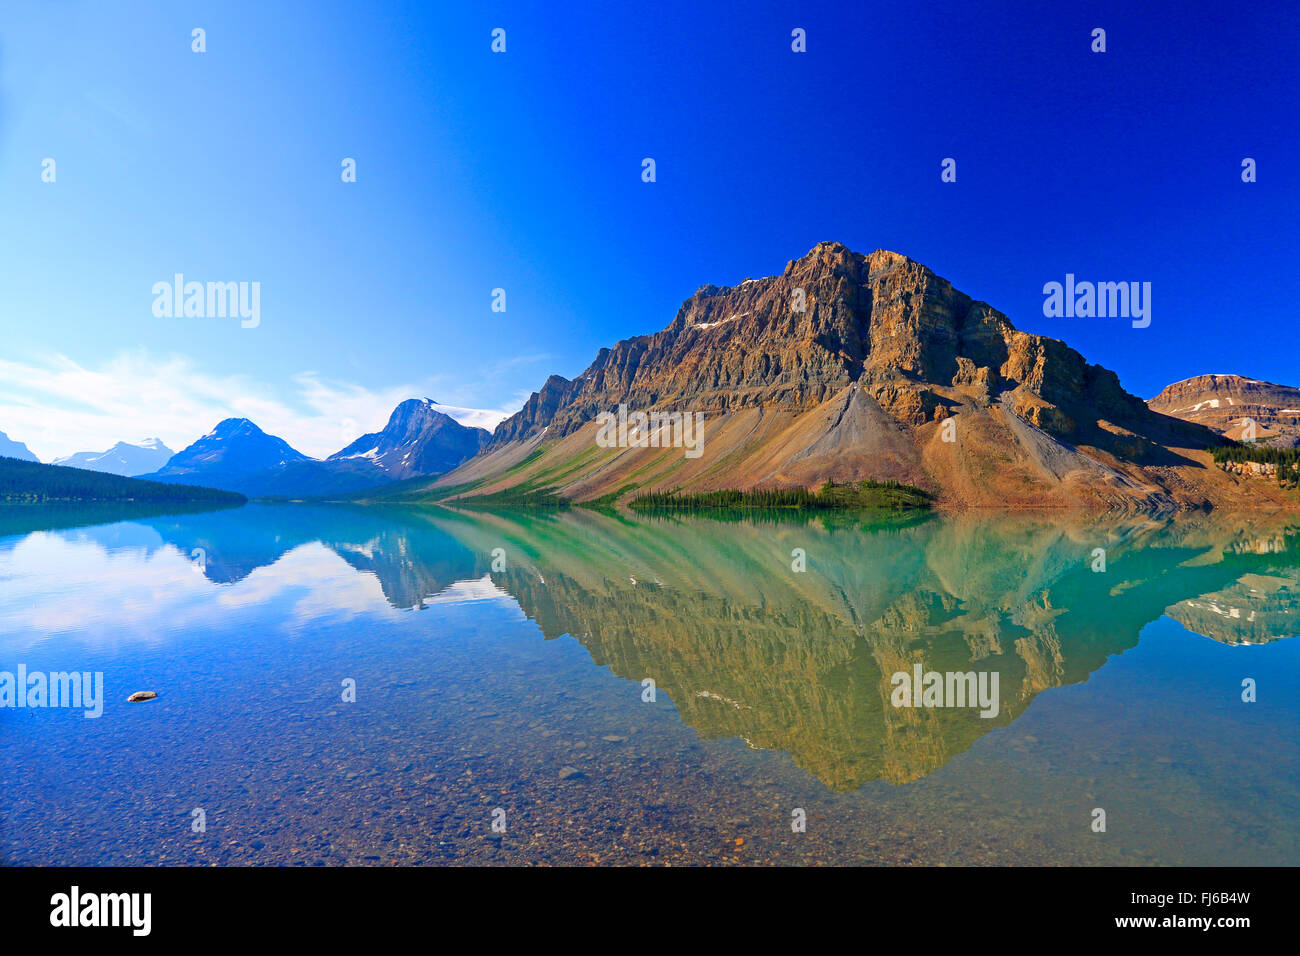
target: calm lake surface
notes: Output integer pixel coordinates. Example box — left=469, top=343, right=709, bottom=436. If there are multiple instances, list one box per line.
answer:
left=2, top=502, right=1298, bottom=866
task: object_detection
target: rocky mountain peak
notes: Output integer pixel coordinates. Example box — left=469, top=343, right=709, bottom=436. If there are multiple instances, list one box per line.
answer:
left=143, top=418, right=311, bottom=487
left=488, top=241, right=1183, bottom=452
left=328, top=398, right=490, bottom=479
left=1150, top=374, right=1300, bottom=447
left=52, top=438, right=175, bottom=477
left=384, top=398, right=445, bottom=439
left=209, top=418, right=262, bottom=439
left=423, top=243, right=1270, bottom=512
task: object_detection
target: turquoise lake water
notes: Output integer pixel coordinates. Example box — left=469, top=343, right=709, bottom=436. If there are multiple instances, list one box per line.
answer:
left=2, top=502, right=1298, bottom=865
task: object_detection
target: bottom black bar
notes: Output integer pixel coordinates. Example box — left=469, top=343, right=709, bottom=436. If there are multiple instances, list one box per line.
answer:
left=0, top=865, right=1282, bottom=942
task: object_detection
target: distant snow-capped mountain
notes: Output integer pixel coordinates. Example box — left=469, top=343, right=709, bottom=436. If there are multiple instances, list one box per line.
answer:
left=329, top=398, right=490, bottom=480
left=137, top=418, right=313, bottom=491
left=138, top=403, right=490, bottom=497
left=0, top=430, right=39, bottom=462
left=54, top=438, right=175, bottom=477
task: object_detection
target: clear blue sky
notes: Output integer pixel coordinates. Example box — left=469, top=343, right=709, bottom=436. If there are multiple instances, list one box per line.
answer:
left=1, top=0, right=1296, bottom=458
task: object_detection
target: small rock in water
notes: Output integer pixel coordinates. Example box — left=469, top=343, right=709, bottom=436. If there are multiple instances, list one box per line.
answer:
left=127, top=691, right=158, bottom=703
left=558, top=766, right=586, bottom=780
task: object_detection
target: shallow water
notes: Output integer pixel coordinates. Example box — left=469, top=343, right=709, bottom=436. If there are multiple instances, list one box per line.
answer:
left=1, top=502, right=1298, bottom=866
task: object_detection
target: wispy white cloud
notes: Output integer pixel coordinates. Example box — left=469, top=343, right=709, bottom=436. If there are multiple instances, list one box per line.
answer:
left=0, top=533, right=402, bottom=653
left=483, top=353, right=555, bottom=376
left=0, top=351, right=520, bottom=461
left=427, top=401, right=511, bottom=432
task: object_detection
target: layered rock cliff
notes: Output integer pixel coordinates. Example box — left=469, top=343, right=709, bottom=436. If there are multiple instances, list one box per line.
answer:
left=409, top=243, right=1291, bottom=512
left=1149, top=374, right=1300, bottom=447
left=488, top=244, right=1184, bottom=445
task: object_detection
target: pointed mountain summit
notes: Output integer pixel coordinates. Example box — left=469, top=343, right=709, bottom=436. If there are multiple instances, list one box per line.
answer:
left=148, top=418, right=310, bottom=479
left=54, top=438, right=175, bottom=477
left=329, top=398, right=489, bottom=479
left=399, top=242, right=1284, bottom=512
left=138, top=419, right=312, bottom=493
left=138, top=404, right=491, bottom=498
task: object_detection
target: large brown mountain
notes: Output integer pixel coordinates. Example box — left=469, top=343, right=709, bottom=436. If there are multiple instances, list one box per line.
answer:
left=415, top=242, right=1291, bottom=512
left=1149, top=374, right=1300, bottom=448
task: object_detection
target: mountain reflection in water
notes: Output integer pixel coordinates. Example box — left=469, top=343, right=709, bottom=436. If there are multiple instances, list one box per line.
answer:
left=2, top=503, right=1297, bottom=865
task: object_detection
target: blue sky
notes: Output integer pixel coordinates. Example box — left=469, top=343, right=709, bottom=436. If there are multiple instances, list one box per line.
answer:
left=1, top=0, right=1296, bottom=459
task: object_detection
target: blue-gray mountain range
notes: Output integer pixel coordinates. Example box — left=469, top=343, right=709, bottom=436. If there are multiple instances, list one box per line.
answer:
left=53, top=438, right=174, bottom=476
left=0, top=430, right=39, bottom=462
left=137, top=399, right=489, bottom=497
